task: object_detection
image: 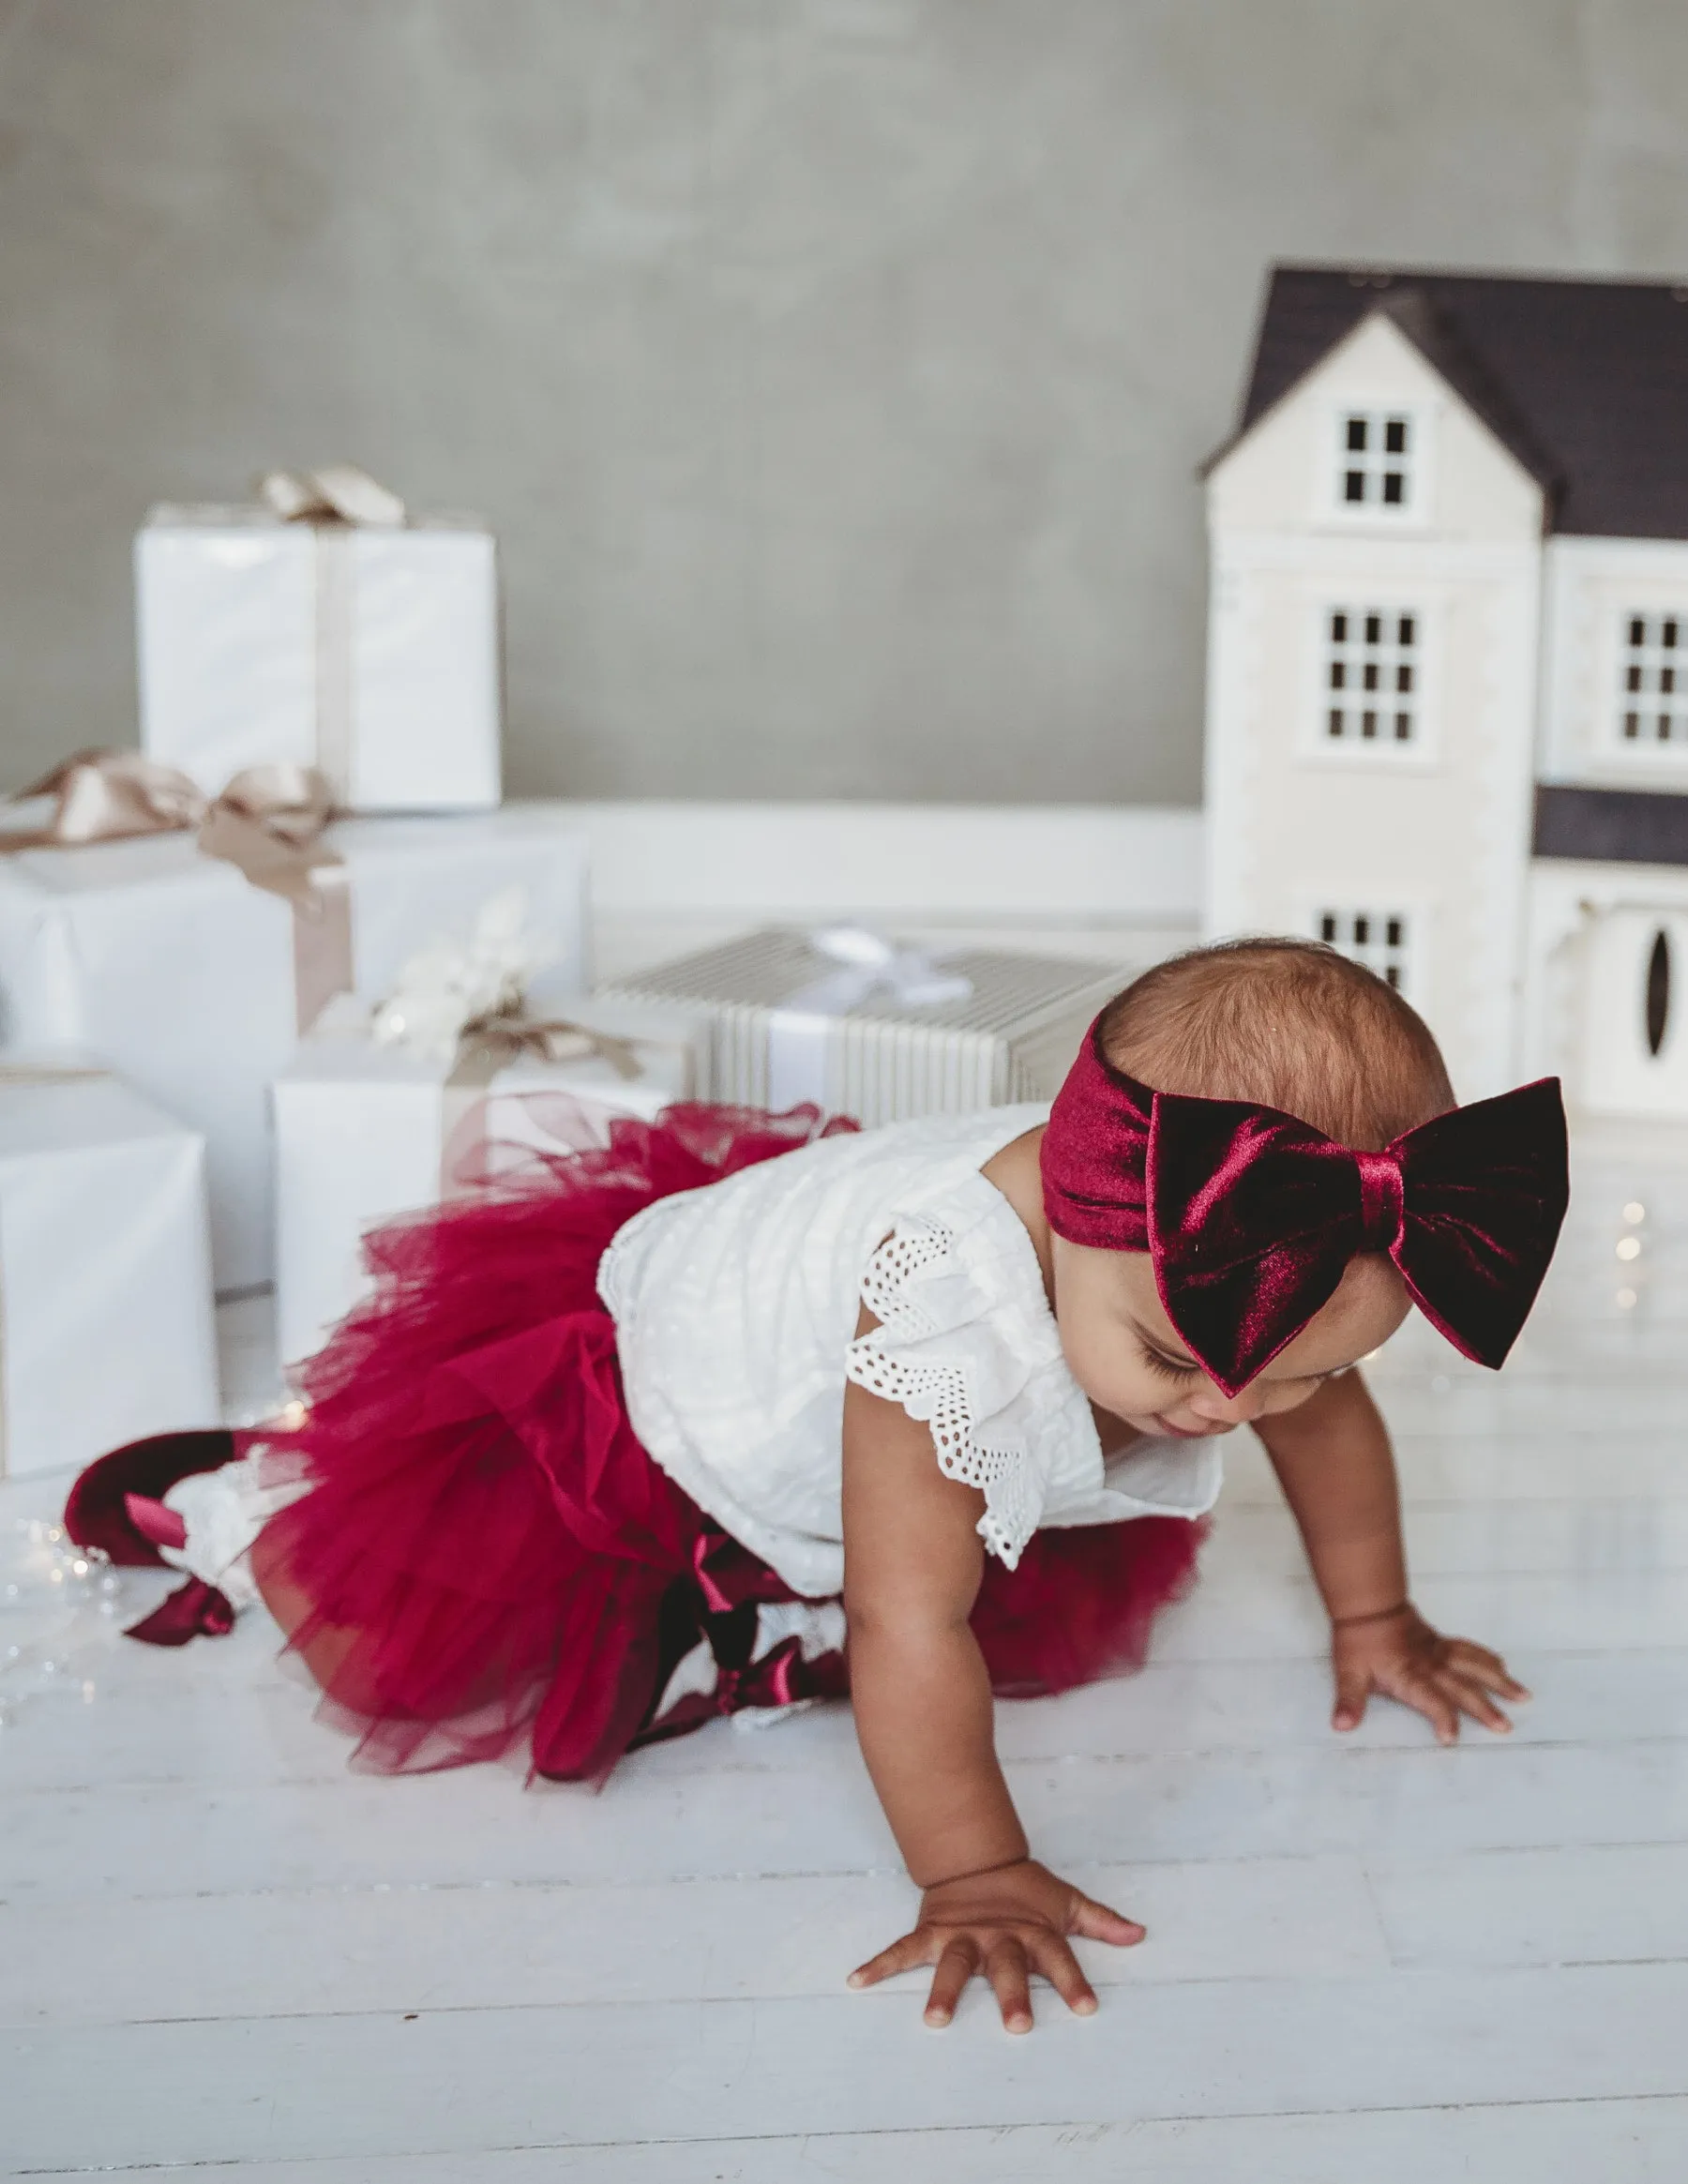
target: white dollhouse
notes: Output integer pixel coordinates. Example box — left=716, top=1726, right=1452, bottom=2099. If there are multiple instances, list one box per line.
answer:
left=1203, top=266, right=1688, bottom=1120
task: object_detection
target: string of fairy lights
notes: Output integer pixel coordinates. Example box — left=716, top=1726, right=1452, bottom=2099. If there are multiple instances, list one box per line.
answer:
left=0, top=1516, right=124, bottom=1730
left=1614, top=1198, right=1646, bottom=1312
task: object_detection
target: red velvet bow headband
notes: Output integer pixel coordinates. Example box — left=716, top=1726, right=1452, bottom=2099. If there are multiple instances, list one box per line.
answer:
left=1041, top=1018, right=1570, bottom=1397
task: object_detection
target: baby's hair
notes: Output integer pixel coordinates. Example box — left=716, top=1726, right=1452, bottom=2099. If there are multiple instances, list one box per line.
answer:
left=1098, top=938, right=1455, bottom=1152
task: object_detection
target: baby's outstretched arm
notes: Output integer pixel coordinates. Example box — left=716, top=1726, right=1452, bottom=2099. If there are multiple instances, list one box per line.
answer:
left=839, top=1331, right=1142, bottom=2031
left=1255, top=1367, right=1529, bottom=1742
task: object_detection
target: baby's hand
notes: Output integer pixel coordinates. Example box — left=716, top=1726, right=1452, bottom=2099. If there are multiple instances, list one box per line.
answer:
left=847, top=1857, right=1143, bottom=2033
left=1332, top=1602, right=1530, bottom=1745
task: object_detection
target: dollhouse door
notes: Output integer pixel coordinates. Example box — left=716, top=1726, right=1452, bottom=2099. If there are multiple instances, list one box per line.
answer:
left=1581, top=907, right=1688, bottom=1117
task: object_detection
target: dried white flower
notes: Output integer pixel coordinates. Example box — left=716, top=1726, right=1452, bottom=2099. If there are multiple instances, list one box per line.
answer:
left=370, top=889, right=554, bottom=1061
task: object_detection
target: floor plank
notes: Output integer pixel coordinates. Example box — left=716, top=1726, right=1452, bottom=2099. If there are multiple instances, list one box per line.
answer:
left=8, top=1965, right=1688, bottom=2169
left=0, top=1855, right=1389, bottom=2029
left=53, top=2100, right=1688, bottom=2184
left=12, top=1637, right=1682, bottom=1797
left=1368, top=1841, right=1688, bottom=1970
left=1147, top=1565, right=1688, bottom=1661
left=10, top=1735, right=1688, bottom=1903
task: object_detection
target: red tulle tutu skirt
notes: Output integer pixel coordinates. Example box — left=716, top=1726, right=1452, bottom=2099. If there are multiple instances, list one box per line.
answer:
left=251, top=1101, right=1205, bottom=1784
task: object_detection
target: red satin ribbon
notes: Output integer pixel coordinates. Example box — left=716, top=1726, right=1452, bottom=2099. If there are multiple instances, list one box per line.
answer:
left=126, top=1575, right=236, bottom=1646
left=123, top=1493, right=188, bottom=1553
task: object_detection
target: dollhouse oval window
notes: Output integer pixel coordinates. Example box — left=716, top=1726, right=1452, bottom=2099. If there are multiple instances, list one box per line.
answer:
left=1646, top=929, right=1671, bottom=1057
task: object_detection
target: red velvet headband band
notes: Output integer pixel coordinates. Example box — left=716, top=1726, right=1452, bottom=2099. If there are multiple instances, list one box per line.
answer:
left=1040, top=1017, right=1570, bottom=1396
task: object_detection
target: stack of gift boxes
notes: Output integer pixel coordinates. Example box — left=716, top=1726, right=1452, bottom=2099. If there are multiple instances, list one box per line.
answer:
left=0, top=468, right=702, bottom=1478
left=0, top=466, right=1125, bottom=1485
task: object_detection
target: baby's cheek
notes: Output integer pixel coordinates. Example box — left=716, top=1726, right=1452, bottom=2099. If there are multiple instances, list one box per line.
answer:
left=1058, top=1310, right=1162, bottom=1417
left=1262, top=1377, right=1322, bottom=1416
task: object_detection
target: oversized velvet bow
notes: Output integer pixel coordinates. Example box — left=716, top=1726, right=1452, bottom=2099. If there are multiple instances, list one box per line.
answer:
left=1041, top=1027, right=1569, bottom=1396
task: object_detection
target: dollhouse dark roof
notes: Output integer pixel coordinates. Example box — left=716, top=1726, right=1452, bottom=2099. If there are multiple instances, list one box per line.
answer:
left=1232, top=265, right=1688, bottom=538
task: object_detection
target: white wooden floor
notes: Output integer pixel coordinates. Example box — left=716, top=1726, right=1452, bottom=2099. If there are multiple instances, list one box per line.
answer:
left=5, top=1137, right=1688, bottom=2178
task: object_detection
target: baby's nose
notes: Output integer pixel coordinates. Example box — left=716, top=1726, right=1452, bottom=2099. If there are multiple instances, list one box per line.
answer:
left=1189, top=1381, right=1269, bottom=1426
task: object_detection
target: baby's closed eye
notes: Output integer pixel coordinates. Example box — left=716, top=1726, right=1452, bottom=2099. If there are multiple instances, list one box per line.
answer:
left=1138, top=1345, right=1201, bottom=1384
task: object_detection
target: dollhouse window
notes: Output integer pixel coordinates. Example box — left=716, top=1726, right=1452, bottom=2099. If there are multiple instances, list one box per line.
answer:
left=1338, top=413, right=1412, bottom=511
left=1324, top=609, right=1417, bottom=744
left=1619, top=614, right=1688, bottom=745
left=1647, top=929, right=1671, bottom=1057
left=1316, top=908, right=1411, bottom=994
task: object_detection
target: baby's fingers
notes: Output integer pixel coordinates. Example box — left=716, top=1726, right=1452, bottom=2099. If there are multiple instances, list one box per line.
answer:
left=986, top=1937, right=1033, bottom=2034
left=1391, top=1670, right=1461, bottom=1744
left=848, top=1929, right=929, bottom=1991
left=1445, top=1638, right=1530, bottom=1701
left=1333, top=1659, right=1372, bottom=1733
left=1029, top=1932, right=1100, bottom=2017
left=1441, top=1666, right=1515, bottom=1735
left=924, top=1937, right=980, bottom=2027
left=1069, top=1892, right=1147, bottom=1948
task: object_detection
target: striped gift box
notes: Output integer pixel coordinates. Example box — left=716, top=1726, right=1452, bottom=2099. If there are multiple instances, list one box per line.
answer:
left=598, top=927, right=1125, bottom=1126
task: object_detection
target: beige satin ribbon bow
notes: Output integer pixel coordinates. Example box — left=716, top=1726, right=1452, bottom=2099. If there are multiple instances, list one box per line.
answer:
left=255, top=464, right=406, bottom=528
left=5, top=751, right=353, bottom=1033
left=449, top=1013, right=644, bottom=1091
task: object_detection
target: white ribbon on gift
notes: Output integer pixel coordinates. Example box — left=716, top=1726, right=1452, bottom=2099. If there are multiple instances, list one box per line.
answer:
left=255, top=465, right=408, bottom=805
left=765, top=926, right=973, bottom=1110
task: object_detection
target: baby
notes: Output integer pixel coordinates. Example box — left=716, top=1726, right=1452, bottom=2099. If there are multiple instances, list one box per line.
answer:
left=842, top=939, right=1564, bottom=2029
left=67, top=938, right=1568, bottom=2034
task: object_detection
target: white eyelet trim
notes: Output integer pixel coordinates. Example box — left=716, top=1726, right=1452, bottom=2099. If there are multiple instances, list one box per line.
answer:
left=845, top=1215, right=1046, bottom=1567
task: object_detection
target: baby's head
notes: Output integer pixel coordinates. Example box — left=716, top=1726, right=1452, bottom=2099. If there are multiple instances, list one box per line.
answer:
left=1094, top=937, right=1454, bottom=1150
left=1046, top=939, right=1458, bottom=1440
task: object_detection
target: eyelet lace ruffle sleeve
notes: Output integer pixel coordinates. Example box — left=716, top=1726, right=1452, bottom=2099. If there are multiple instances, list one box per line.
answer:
left=844, top=1190, right=1088, bottom=1569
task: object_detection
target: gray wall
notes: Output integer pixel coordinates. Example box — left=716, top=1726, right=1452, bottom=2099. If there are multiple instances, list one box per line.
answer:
left=4, top=0, right=1688, bottom=806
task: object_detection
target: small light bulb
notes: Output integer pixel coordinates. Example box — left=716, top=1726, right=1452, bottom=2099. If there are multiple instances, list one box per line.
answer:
left=1617, top=1236, right=1642, bottom=1261
left=1623, top=1201, right=1647, bottom=1225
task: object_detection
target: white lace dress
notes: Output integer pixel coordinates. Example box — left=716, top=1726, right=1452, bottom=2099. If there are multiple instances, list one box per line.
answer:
left=598, top=1106, right=1224, bottom=1601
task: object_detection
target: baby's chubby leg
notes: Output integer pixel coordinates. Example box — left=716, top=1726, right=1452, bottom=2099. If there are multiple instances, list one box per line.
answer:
left=247, top=1527, right=376, bottom=1708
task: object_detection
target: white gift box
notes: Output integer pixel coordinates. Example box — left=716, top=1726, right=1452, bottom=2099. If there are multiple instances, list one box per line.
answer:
left=0, top=808, right=591, bottom=1289
left=0, top=1066, right=218, bottom=1479
left=599, top=927, right=1124, bottom=1123
left=136, top=502, right=501, bottom=813
left=273, top=996, right=707, bottom=1366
